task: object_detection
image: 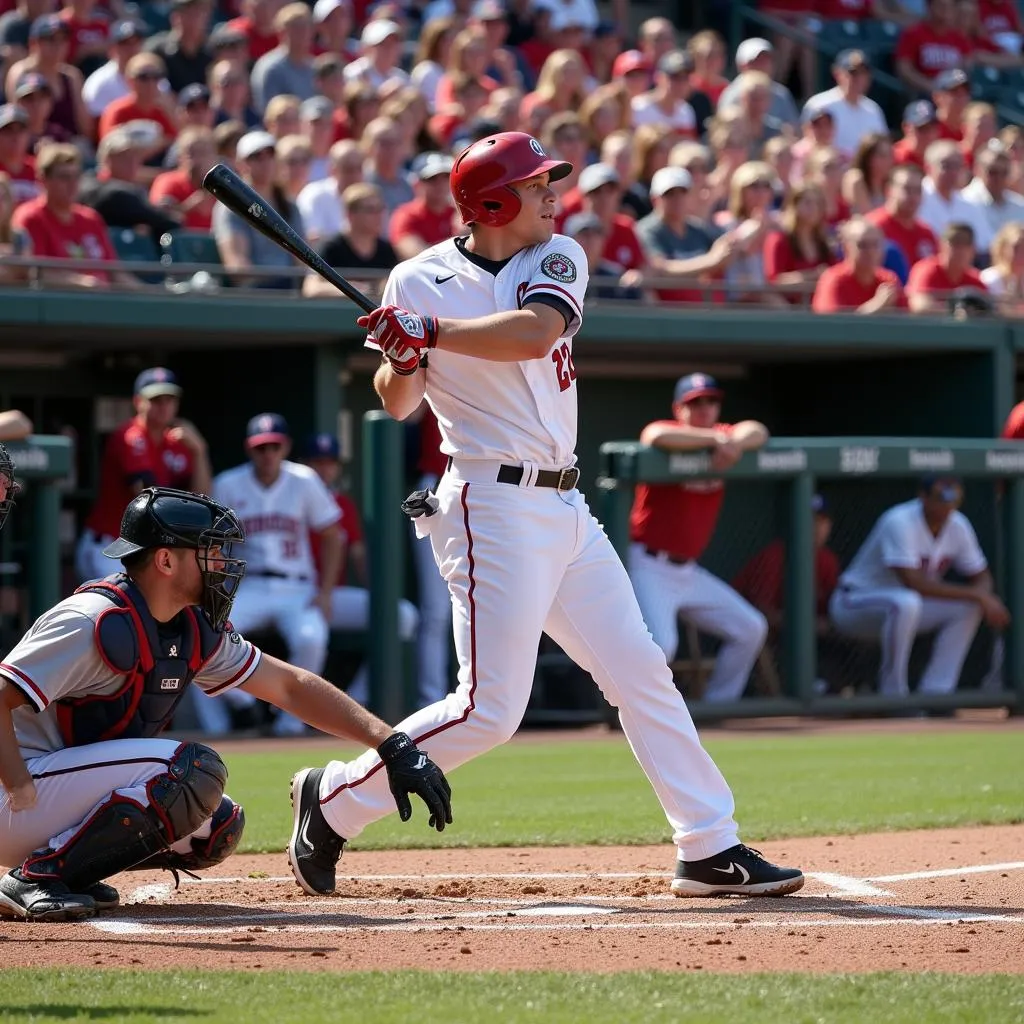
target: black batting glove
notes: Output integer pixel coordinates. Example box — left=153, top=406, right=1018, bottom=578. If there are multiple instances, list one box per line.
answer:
left=377, top=732, right=453, bottom=833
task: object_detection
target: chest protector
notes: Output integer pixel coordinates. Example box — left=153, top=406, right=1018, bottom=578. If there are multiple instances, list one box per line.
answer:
left=56, top=573, right=223, bottom=747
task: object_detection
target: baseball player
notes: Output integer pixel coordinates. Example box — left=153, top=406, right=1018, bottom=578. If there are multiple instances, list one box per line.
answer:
left=829, top=475, right=1010, bottom=697
left=300, top=432, right=421, bottom=707
left=628, top=374, right=771, bottom=703
left=76, top=367, right=213, bottom=583
left=285, top=131, right=803, bottom=900
left=0, top=486, right=451, bottom=922
left=205, top=414, right=342, bottom=737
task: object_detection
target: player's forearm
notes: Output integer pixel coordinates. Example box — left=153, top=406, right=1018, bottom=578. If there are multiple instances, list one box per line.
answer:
left=0, top=699, right=31, bottom=794
left=641, top=423, right=726, bottom=448
left=317, top=529, right=343, bottom=593
left=908, top=292, right=945, bottom=315
left=434, top=309, right=557, bottom=361
left=730, top=420, right=770, bottom=449
left=899, top=571, right=990, bottom=604
left=374, top=360, right=427, bottom=421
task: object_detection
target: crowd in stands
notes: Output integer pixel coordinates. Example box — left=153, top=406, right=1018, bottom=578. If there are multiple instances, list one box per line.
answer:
left=1, top=0, right=1024, bottom=311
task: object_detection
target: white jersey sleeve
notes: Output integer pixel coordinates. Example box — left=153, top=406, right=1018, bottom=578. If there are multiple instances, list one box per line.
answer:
left=195, top=626, right=262, bottom=696
left=519, top=236, right=589, bottom=338
left=950, top=513, right=988, bottom=577
left=878, top=511, right=923, bottom=570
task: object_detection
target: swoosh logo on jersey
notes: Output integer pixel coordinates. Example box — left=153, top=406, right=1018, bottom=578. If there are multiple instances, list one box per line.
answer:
left=434, top=273, right=456, bottom=284
left=711, top=862, right=751, bottom=884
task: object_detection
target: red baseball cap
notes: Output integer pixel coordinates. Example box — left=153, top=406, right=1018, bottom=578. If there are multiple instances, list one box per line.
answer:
left=612, top=49, right=652, bottom=78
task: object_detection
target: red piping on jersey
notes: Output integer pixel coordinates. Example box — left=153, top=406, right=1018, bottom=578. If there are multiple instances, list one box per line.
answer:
left=322, top=481, right=478, bottom=805
left=0, top=662, right=49, bottom=709
left=523, top=282, right=583, bottom=319
left=205, top=646, right=260, bottom=695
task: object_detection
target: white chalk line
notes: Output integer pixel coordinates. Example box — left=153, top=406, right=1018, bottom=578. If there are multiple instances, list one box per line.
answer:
left=868, top=861, right=1024, bottom=882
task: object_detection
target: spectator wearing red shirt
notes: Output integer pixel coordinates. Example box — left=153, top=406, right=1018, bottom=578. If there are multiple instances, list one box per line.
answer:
left=0, top=104, right=39, bottom=206
left=76, top=366, right=212, bottom=581
left=628, top=373, right=770, bottom=703
left=895, top=0, right=973, bottom=95
left=611, top=48, right=654, bottom=100
left=58, top=0, right=109, bottom=72
left=906, top=221, right=988, bottom=313
left=813, top=216, right=908, bottom=313
left=931, top=66, right=971, bottom=142
left=978, top=0, right=1022, bottom=46
left=150, top=126, right=217, bottom=230
left=97, top=52, right=177, bottom=162
left=558, top=161, right=645, bottom=272
left=226, top=0, right=280, bottom=64
left=956, top=0, right=1020, bottom=65
left=687, top=29, right=728, bottom=107
left=301, top=432, right=424, bottom=706
left=389, top=152, right=456, bottom=259
left=867, top=163, right=940, bottom=266
left=893, top=99, right=942, bottom=168
left=764, top=183, right=837, bottom=303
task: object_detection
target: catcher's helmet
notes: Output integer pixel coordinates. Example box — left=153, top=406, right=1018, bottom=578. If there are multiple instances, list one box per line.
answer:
left=103, top=487, right=247, bottom=631
left=450, top=131, right=572, bottom=227
left=0, top=443, right=16, bottom=532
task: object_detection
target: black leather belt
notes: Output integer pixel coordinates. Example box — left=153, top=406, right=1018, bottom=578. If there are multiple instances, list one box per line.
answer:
left=496, top=464, right=581, bottom=491
left=644, top=547, right=690, bottom=565
left=251, top=571, right=310, bottom=582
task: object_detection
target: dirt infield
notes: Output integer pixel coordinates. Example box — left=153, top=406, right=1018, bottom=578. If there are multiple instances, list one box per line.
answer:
left=2, top=824, right=1021, bottom=974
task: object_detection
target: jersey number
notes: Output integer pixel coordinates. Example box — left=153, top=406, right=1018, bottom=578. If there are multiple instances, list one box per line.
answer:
left=551, top=343, right=577, bottom=393
left=281, top=539, right=299, bottom=559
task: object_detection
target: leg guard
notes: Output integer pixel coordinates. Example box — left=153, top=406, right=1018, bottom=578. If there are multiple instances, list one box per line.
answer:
left=131, top=796, right=245, bottom=875
left=21, top=742, right=227, bottom=891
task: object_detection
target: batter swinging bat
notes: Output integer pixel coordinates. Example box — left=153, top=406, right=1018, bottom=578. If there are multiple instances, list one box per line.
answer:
left=202, top=163, right=377, bottom=313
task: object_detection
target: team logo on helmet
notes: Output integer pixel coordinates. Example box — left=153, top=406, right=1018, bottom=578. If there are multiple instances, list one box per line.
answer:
left=396, top=312, right=425, bottom=338
left=529, top=137, right=545, bottom=156
left=541, top=252, right=577, bottom=283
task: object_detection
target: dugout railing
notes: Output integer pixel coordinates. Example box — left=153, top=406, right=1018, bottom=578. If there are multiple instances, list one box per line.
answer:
left=597, top=438, right=1024, bottom=720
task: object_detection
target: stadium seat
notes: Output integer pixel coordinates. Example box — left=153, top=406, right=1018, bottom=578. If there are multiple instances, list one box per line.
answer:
left=972, top=64, right=1006, bottom=102
left=158, top=230, right=228, bottom=287
left=107, top=227, right=163, bottom=283
left=818, top=19, right=867, bottom=58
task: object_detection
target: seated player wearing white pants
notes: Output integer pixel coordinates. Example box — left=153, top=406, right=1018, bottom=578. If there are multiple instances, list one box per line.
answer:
left=196, top=413, right=344, bottom=737
left=300, top=432, right=424, bottom=707
left=628, top=373, right=770, bottom=702
left=829, top=475, right=1010, bottom=697
left=0, top=487, right=450, bottom=922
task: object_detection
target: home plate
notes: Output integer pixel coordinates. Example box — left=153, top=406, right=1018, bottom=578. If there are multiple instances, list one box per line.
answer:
left=511, top=904, right=619, bottom=917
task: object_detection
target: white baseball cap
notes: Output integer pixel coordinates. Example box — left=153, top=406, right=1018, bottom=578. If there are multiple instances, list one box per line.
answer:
left=236, top=130, right=277, bottom=161
left=360, top=18, right=401, bottom=46
left=735, top=37, right=773, bottom=66
left=577, top=162, right=620, bottom=194
left=650, top=166, right=693, bottom=197
left=313, top=0, right=349, bottom=22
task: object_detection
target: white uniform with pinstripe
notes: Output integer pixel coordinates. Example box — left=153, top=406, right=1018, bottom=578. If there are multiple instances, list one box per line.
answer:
left=0, top=591, right=261, bottom=867
left=828, top=498, right=986, bottom=695
left=315, top=233, right=743, bottom=863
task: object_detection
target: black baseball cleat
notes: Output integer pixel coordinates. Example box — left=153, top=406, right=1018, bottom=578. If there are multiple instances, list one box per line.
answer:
left=83, top=881, right=120, bottom=911
left=671, top=844, right=805, bottom=897
left=0, top=868, right=97, bottom=921
left=287, top=767, right=345, bottom=896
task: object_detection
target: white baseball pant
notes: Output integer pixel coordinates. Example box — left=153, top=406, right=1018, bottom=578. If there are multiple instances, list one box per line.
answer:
left=628, top=545, right=768, bottom=703
left=0, top=738, right=229, bottom=868
left=829, top=585, right=982, bottom=695
left=318, top=461, right=741, bottom=862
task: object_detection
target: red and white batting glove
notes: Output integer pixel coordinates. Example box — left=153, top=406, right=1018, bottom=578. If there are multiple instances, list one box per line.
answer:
left=359, top=305, right=438, bottom=376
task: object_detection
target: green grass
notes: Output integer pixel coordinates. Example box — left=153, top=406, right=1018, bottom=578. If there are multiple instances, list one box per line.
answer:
left=224, top=730, right=1024, bottom=853
left=1, top=970, right=1022, bottom=1023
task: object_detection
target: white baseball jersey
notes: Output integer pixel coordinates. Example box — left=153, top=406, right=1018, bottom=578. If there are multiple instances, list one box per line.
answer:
left=369, top=234, right=590, bottom=466
left=839, top=498, right=987, bottom=591
left=0, top=591, right=260, bottom=756
left=213, top=461, right=341, bottom=580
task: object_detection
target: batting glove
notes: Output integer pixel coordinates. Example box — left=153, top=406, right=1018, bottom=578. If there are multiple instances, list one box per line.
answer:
left=377, top=731, right=453, bottom=832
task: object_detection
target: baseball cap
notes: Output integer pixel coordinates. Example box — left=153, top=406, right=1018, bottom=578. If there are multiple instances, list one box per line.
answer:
left=578, top=162, right=620, bottom=194
left=903, top=99, right=938, bottom=128
left=417, top=152, right=454, bottom=179
left=313, top=0, right=350, bottom=21
left=98, top=128, right=137, bottom=160
left=0, top=104, right=29, bottom=130
left=650, top=166, right=692, bottom=197
left=236, top=129, right=277, bottom=160
left=134, top=367, right=183, bottom=400
left=658, top=49, right=694, bottom=76
left=300, top=95, right=335, bottom=121
left=471, top=0, right=507, bottom=20
left=674, top=372, right=723, bottom=405
left=593, top=20, right=618, bottom=39
left=29, top=13, right=68, bottom=40
left=179, top=83, right=210, bottom=108
left=801, top=104, right=833, bottom=126
left=111, top=20, right=145, bottom=43
left=920, top=474, right=963, bottom=501
left=735, top=37, right=772, bottom=66
left=811, top=493, right=829, bottom=516
left=302, top=431, right=341, bottom=460
left=246, top=412, right=290, bottom=447
left=564, top=211, right=604, bottom=236
left=612, top=49, right=651, bottom=78
left=933, top=67, right=969, bottom=92
left=833, top=48, right=869, bottom=72
left=360, top=18, right=401, bottom=46
left=15, top=72, right=53, bottom=99
left=208, top=22, right=247, bottom=49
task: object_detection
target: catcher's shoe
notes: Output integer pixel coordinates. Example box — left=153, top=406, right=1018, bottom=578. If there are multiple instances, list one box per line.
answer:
left=288, top=767, right=345, bottom=896
left=0, top=868, right=97, bottom=922
left=83, top=881, right=120, bottom=911
left=671, top=844, right=805, bottom=897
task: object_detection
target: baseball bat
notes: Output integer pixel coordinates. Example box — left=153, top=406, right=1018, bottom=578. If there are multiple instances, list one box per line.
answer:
left=202, top=163, right=377, bottom=313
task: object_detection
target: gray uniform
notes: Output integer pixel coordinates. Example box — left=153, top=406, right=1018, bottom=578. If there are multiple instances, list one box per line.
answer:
left=0, top=591, right=260, bottom=866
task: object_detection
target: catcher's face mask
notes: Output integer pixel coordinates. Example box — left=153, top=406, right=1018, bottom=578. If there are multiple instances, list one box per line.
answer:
left=195, top=508, right=247, bottom=632
left=0, top=443, right=18, bottom=532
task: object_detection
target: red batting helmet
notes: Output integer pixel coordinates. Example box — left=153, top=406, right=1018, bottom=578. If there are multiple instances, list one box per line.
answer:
left=450, top=131, right=573, bottom=227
